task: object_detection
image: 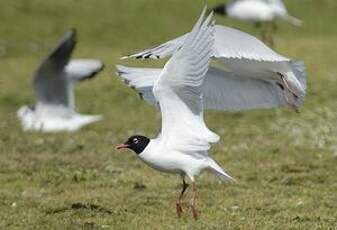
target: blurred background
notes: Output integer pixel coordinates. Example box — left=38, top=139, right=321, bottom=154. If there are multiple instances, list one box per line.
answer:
left=0, top=0, right=336, bottom=229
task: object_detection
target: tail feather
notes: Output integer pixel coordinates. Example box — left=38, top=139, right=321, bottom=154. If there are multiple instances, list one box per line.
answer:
left=115, top=65, right=159, bottom=105
left=78, top=115, right=103, bottom=127
left=207, top=158, right=236, bottom=182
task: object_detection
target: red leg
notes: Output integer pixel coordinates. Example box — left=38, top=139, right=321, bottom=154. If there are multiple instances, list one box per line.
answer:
left=191, top=182, right=198, bottom=220
left=176, top=178, right=188, bottom=218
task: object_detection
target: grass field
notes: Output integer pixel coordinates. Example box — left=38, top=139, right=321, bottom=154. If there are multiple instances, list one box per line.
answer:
left=0, top=0, right=337, bottom=229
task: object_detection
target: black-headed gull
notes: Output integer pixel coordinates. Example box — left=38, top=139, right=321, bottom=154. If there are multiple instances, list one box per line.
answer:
left=119, top=23, right=306, bottom=112
left=117, top=9, right=233, bottom=220
left=17, top=30, right=104, bottom=132
left=210, top=0, right=302, bottom=45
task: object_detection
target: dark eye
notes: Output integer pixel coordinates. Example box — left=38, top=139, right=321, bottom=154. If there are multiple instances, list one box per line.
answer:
left=133, top=138, right=139, bottom=144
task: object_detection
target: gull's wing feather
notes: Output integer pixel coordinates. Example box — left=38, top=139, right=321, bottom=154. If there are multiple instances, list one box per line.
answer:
left=121, top=34, right=186, bottom=60
left=116, top=65, right=158, bottom=105
left=123, top=25, right=289, bottom=62
left=212, top=25, right=288, bottom=61
left=116, top=65, right=160, bottom=89
left=120, top=22, right=306, bottom=99
left=65, top=59, right=104, bottom=82
left=289, top=60, right=306, bottom=91
left=154, top=9, right=219, bottom=154
left=33, top=30, right=76, bottom=107
left=202, top=67, right=286, bottom=110
left=117, top=65, right=306, bottom=111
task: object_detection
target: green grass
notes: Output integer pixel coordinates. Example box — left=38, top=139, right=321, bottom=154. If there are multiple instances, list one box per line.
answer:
left=0, top=0, right=337, bottom=229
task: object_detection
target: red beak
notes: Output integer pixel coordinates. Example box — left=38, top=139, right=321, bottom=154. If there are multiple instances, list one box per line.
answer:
left=116, top=143, right=129, bottom=150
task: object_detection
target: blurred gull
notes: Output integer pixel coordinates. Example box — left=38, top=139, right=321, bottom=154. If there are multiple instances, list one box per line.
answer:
left=118, top=22, right=306, bottom=113
left=17, top=30, right=104, bottom=132
left=210, top=0, right=303, bottom=45
left=117, top=9, right=233, bottom=220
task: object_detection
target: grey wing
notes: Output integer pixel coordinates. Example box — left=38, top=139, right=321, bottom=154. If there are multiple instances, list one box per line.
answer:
left=121, top=34, right=187, bottom=60
left=122, top=25, right=289, bottom=62
left=116, top=64, right=306, bottom=111
left=33, top=29, right=76, bottom=107
left=212, top=25, right=288, bottom=61
left=116, top=65, right=159, bottom=105
left=202, top=67, right=286, bottom=111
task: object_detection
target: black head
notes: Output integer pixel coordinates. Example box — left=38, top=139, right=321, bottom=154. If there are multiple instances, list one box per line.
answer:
left=116, top=135, right=150, bottom=154
left=212, top=4, right=227, bottom=16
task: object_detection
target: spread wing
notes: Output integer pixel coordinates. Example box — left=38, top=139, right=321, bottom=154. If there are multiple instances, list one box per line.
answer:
left=33, top=29, right=76, bottom=107
left=200, top=67, right=286, bottom=110
left=119, top=20, right=306, bottom=110
left=117, top=64, right=306, bottom=111
left=153, top=9, right=219, bottom=154
left=122, top=25, right=289, bottom=62
left=116, top=65, right=158, bottom=105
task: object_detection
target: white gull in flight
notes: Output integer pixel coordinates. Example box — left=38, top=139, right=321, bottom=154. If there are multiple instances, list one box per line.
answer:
left=17, top=30, right=104, bottom=132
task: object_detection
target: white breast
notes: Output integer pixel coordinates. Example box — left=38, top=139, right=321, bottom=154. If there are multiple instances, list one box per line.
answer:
left=138, top=139, right=209, bottom=176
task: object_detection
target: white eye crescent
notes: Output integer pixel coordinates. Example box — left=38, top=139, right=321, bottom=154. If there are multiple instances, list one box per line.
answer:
left=133, top=138, right=139, bottom=144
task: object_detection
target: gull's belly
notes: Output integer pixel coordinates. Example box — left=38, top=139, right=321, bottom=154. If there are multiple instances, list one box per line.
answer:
left=34, top=116, right=78, bottom=132
left=141, top=157, right=183, bottom=174
left=138, top=150, right=207, bottom=175
left=229, top=2, right=274, bottom=21
left=22, top=114, right=86, bottom=132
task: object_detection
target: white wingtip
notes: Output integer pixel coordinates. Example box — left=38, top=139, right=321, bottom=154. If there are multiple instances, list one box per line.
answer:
left=65, top=59, right=104, bottom=82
